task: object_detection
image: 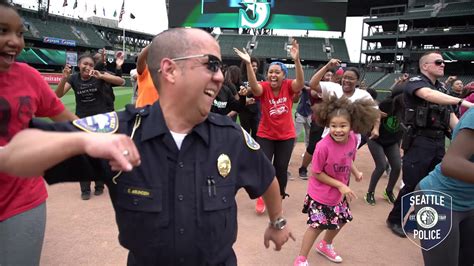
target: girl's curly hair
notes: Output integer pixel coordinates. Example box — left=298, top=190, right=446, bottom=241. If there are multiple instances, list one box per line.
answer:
left=313, top=94, right=379, bottom=134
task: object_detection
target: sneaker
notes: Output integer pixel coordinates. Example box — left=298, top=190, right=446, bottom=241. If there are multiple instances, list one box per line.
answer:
left=94, top=189, right=104, bottom=196
left=383, top=189, right=396, bottom=204
left=255, top=197, right=266, bottom=214
left=316, top=239, right=343, bottom=263
left=364, top=192, right=376, bottom=205
left=298, top=167, right=308, bottom=180
left=293, top=256, right=309, bottom=266
left=81, top=192, right=91, bottom=200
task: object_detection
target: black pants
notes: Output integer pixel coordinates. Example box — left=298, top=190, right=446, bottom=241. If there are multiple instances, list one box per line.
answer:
left=239, top=108, right=260, bottom=140
left=80, top=181, right=105, bottom=193
left=367, top=140, right=401, bottom=193
left=387, top=136, right=445, bottom=225
left=257, top=137, right=295, bottom=197
left=305, top=121, right=325, bottom=155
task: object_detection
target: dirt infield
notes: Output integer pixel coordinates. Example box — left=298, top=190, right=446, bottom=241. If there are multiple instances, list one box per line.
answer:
left=40, top=143, right=423, bottom=266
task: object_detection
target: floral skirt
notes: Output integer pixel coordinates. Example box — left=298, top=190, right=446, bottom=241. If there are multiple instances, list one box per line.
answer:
left=302, top=194, right=353, bottom=230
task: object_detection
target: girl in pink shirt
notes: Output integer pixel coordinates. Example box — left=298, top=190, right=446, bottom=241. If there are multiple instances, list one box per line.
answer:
left=294, top=95, right=379, bottom=266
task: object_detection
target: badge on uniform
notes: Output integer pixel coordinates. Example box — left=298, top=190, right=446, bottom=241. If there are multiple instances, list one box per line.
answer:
left=241, top=127, right=260, bottom=150
left=217, top=154, right=231, bottom=178
left=409, top=76, right=422, bottom=82
left=73, top=112, right=119, bottom=134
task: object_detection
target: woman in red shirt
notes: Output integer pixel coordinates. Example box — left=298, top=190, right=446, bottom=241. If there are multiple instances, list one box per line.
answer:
left=234, top=39, right=305, bottom=213
left=0, top=2, right=76, bottom=265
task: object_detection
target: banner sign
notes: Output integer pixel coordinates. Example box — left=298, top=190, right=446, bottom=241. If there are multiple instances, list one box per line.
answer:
left=43, top=37, right=76, bottom=47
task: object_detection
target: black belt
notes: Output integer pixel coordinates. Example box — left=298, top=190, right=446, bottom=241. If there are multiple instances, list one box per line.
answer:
left=416, top=129, right=445, bottom=139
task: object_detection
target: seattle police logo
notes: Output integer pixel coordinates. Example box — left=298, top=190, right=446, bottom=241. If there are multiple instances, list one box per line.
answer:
left=73, top=112, right=119, bottom=134
left=241, top=127, right=260, bottom=150
left=401, top=190, right=452, bottom=251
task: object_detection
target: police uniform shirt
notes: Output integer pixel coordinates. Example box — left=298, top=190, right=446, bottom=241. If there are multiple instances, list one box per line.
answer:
left=403, top=73, right=447, bottom=109
left=403, top=73, right=452, bottom=132
left=33, top=102, right=276, bottom=265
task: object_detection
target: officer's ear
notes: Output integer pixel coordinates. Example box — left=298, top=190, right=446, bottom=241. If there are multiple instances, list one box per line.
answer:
left=159, top=58, right=179, bottom=84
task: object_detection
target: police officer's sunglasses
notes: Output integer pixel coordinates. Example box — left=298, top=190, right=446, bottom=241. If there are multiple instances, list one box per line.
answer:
left=431, top=59, right=445, bottom=66
left=171, top=54, right=223, bottom=73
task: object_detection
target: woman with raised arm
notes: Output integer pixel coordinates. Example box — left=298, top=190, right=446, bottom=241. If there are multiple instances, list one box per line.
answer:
left=234, top=39, right=305, bottom=213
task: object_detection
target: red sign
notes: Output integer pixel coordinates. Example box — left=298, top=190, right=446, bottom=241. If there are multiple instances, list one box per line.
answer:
left=41, top=73, right=63, bottom=84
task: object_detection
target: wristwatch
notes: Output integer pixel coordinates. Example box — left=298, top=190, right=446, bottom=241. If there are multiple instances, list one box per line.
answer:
left=269, top=217, right=287, bottom=230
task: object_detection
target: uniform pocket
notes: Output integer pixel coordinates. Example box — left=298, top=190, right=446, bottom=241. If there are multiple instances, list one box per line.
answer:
left=201, top=183, right=235, bottom=211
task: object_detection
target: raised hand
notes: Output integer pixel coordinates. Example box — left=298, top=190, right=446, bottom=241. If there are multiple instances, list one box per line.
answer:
left=90, top=70, right=103, bottom=79
left=63, top=64, right=72, bottom=78
left=233, top=47, right=251, bottom=64
left=326, top=58, right=341, bottom=69
left=115, top=52, right=125, bottom=68
left=289, top=38, right=300, bottom=61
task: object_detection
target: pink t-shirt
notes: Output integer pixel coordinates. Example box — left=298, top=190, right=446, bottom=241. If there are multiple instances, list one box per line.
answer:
left=0, top=62, right=65, bottom=221
left=256, top=79, right=296, bottom=140
left=309, top=131, right=357, bottom=206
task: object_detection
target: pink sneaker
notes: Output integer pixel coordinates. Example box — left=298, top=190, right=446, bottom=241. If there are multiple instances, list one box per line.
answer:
left=255, top=197, right=266, bottom=214
left=293, top=256, right=309, bottom=266
left=316, top=239, right=343, bottom=263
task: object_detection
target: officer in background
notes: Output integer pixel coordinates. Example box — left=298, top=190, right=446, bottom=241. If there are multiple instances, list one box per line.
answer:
left=31, top=28, right=294, bottom=265
left=386, top=51, right=474, bottom=237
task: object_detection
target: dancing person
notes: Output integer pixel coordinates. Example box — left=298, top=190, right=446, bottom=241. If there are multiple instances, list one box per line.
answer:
left=293, top=95, right=378, bottom=265
left=55, top=54, right=125, bottom=200
left=0, top=2, right=76, bottom=264
left=234, top=39, right=305, bottom=213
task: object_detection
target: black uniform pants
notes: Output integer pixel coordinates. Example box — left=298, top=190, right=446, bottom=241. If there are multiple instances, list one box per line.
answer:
left=80, top=181, right=104, bottom=193
left=387, top=136, right=445, bottom=225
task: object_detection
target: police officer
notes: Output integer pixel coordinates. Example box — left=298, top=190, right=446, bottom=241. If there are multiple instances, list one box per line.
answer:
left=30, top=28, right=295, bottom=265
left=386, top=51, right=474, bottom=237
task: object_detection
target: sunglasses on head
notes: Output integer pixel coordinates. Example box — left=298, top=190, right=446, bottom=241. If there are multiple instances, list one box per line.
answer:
left=171, top=54, right=223, bottom=73
left=433, top=59, right=445, bottom=66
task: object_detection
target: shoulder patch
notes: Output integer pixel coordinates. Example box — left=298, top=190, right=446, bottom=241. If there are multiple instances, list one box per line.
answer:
left=409, top=76, right=422, bottom=82
left=73, top=112, right=119, bottom=133
left=241, top=127, right=260, bottom=150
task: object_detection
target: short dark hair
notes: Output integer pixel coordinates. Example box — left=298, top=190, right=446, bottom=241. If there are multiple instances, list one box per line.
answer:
left=77, top=53, right=94, bottom=64
left=147, top=28, right=207, bottom=90
left=344, top=67, right=360, bottom=80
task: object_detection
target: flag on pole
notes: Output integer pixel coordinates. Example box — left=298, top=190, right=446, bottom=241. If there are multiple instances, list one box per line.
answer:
left=62, top=0, right=68, bottom=7
left=119, top=0, right=125, bottom=22
left=73, top=0, right=77, bottom=9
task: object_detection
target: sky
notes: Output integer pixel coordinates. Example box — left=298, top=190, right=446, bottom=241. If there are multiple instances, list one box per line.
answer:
left=12, top=0, right=365, bottom=63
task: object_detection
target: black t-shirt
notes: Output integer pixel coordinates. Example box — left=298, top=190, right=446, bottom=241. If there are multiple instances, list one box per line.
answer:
left=374, top=97, right=403, bottom=146
left=211, top=85, right=244, bottom=116
left=68, top=73, right=114, bottom=117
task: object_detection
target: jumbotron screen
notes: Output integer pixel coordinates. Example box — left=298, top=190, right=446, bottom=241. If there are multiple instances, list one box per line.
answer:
left=169, top=0, right=348, bottom=32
